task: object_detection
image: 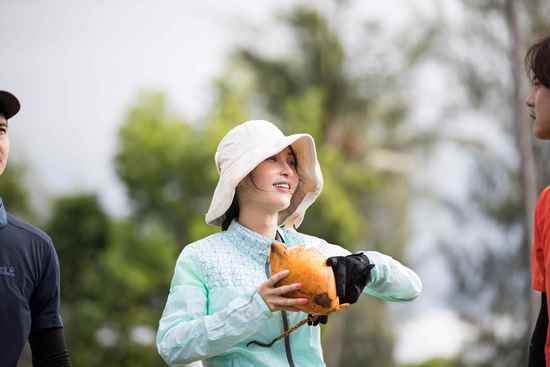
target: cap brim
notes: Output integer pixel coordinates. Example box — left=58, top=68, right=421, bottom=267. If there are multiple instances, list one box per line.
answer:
left=0, top=91, right=21, bottom=119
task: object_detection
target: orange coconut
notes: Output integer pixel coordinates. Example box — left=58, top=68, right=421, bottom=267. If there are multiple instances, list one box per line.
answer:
left=270, top=242, right=349, bottom=315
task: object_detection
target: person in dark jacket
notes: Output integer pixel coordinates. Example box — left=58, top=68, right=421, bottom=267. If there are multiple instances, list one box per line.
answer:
left=0, top=90, right=72, bottom=367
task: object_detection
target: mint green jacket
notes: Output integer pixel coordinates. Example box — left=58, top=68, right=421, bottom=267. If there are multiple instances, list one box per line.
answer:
left=156, top=221, right=422, bottom=367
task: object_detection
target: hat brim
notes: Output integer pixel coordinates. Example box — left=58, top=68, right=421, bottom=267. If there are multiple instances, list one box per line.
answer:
left=0, top=91, right=20, bottom=120
left=205, top=133, right=322, bottom=228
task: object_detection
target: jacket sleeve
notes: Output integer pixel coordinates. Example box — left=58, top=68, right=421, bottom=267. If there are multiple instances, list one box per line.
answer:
left=319, top=242, right=422, bottom=302
left=156, top=249, right=273, bottom=366
left=361, top=251, right=422, bottom=301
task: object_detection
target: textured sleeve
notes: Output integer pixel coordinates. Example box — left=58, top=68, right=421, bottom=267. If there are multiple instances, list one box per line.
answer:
left=361, top=251, right=422, bottom=301
left=156, top=248, right=273, bottom=366
left=316, top=239, right=421, bottom=302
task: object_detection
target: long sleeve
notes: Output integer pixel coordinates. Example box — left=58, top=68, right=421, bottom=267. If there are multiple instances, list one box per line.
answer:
left=318, top=241, right=422, bottom=302
left=156, top=250, right=273, bottom=366
left=362, top=251, right=422, bottom=301
left=29, top=327, right=72, bottom=367
left=528, top=292, right=547, bottom=366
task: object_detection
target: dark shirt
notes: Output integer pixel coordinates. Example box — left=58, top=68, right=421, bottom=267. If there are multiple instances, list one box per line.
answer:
left=0, top=198, right=63, bottom=367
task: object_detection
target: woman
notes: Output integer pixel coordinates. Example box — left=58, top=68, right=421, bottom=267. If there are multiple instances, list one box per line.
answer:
left=156, top=120, right=422, bottom=366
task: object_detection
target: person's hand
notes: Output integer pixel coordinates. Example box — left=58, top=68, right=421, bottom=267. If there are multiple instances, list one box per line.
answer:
left=258, top=270, right=309, bottom=312
left=326, top=253, right=375, bottom=304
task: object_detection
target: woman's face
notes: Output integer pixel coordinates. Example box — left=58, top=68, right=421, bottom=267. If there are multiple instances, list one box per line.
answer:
left=238, top=146, right=300, bottom=214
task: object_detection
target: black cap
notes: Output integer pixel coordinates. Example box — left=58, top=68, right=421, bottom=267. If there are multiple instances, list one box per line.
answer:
left=0, top=91, right=21, bottom=119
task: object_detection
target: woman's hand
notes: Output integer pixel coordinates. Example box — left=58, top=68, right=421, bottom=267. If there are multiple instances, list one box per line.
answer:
left=258, top=270, right=308, bottom=312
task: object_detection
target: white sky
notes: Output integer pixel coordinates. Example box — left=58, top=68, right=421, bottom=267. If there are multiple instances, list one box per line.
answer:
left=1, top=0, right=472, bottom=364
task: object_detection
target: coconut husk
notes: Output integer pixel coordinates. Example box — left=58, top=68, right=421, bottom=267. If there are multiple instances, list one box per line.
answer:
left=270, top=241, right=349, bottom=315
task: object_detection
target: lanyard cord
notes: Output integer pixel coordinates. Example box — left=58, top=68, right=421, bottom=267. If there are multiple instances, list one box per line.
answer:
left=246, top=231, right=320, bottom=366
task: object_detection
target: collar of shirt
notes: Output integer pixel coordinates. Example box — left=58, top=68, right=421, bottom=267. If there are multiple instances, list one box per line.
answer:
left=226, top=220, right=286, bottom=264
left=0, top=197, right=7, bottom=227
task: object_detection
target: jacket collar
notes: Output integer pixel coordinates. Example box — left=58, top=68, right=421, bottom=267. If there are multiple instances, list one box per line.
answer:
left=226, top=220, right=286, bottom=264
left=0, top=197, right=7, bottom=227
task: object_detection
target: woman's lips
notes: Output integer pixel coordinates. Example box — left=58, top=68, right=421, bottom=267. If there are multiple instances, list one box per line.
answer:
left=275, top=186, right=291, bottom=193
left=273, top=183, right=292, bottom=194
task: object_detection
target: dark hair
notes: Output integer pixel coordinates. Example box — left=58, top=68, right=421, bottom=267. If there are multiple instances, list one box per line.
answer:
left=222, top=196, right=239, bottom=231
left=525, top=34, right=550, bottom=88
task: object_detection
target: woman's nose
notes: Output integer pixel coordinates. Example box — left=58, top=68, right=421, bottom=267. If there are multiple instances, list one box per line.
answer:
left=280, top=162, right=293, bottom=176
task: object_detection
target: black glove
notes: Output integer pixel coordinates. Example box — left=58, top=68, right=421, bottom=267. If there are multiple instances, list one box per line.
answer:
left=326, top=253, right=375, bottom=304
left=307, top=314, right=328, bottom=326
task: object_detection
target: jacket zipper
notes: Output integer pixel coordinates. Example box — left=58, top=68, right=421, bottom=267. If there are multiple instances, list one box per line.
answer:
left=265, top=232, right=296, bottom=367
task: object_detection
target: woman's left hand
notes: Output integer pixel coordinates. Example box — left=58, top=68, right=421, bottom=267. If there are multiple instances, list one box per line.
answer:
left=258, top=270, right=309, bottom=312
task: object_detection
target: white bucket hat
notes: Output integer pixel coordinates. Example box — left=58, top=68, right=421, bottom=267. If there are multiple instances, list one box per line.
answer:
left=205, top=120, right=323, bottom=228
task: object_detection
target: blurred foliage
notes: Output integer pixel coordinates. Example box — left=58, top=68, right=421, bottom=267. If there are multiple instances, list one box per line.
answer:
left=45, top=194, right=178, bottom=366
left=0, top=163, right=33, bottom=220
left=401, top=357, right=462, bottom=367
left=48, top=194, right=109, bottom=303
left=115, top=93, right=219, bottom=245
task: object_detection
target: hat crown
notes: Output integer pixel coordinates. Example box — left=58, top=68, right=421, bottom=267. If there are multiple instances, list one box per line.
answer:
left=215, top=120, right=284, bottom=174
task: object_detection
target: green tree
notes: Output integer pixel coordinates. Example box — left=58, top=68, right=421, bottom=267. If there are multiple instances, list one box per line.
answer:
left=47, top=194, right=109, bottom=303
left=0, top=163, right=33, bottom=220
left=46, top=193, right=177, bottom=366
left=115, top=92, right=221, bottom=246
left=91, top=219, right=177, bottom=366
left=46, top=194, right=110, bottom=365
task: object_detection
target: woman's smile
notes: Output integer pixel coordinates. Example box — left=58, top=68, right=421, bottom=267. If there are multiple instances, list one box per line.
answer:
left=273, top=181, right=292, bottom=194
